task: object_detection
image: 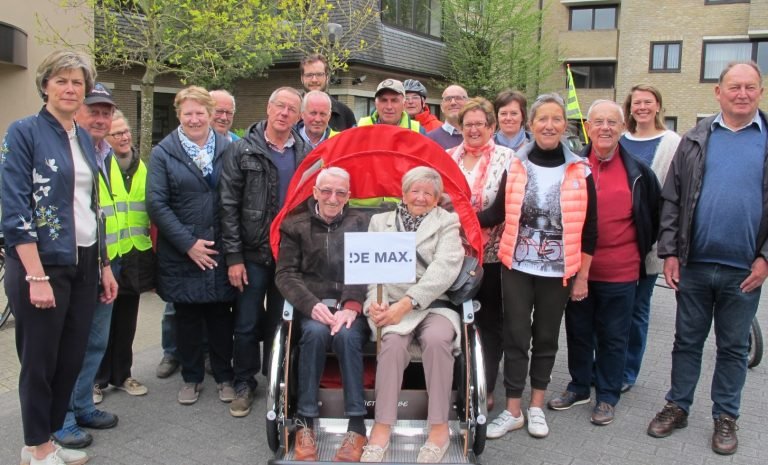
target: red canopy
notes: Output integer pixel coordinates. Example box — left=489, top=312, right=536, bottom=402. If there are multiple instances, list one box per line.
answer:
left=270, top=125, right=483, bottom=262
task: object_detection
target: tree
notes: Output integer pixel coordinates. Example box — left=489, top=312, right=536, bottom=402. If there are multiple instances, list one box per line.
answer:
left=282, top=0, right=379, bottom=75
left=441, top=0, right=555, bottom=99
left=38, top=0, right=358, bottom=158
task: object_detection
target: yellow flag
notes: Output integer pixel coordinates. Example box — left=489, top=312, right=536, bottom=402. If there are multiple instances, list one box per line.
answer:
left=566, top=64, right=589, bottom=143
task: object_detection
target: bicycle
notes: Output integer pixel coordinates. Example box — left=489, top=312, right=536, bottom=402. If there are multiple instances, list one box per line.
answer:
left=0, top=243, right=11, bottom=329
left=654, top=276, right=763, bottom=368
left=513, top=229, right=563, bottom=263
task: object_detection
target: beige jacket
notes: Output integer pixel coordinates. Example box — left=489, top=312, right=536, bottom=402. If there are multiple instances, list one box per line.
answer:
left=364, top=207, right=464, bottom=351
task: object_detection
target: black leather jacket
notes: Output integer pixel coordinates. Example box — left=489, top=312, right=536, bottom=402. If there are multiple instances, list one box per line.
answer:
left=657, top=111, right=768, bottom=265
left=218, top=121, right=309, bottom=267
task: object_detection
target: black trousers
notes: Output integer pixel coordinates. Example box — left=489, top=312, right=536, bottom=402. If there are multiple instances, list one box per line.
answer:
left=95, top=293, right=141, bottom=387
left=501, top=267, right=572, bottom=398
left=6, top=245, right=100, bottom=446
left=175, top=302, right=234, bottom=384
left=474, top=262, right=503, bottom=394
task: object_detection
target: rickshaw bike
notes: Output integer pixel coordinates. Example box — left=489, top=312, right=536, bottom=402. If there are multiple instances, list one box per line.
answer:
left=265, top=125, right=488, bottom=464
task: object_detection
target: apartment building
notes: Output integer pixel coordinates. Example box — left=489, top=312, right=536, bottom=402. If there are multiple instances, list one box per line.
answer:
left=544, top=0, right=768, bottom=133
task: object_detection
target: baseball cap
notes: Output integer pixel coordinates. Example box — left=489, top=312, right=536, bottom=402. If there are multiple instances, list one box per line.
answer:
left=375, top=79, right=406, bottom=97
left=84, top=82, right=116, bottom=107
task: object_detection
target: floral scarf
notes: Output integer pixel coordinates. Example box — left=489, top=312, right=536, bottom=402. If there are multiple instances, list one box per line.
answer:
left=177, top=126, right=215, bottom=177
left=397, top=202, right=428, bottom=232
left=449, top=138, right=495, bottom=211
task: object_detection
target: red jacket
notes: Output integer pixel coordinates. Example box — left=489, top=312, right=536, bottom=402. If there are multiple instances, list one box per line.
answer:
left=414, top=107, right=442, bottom=132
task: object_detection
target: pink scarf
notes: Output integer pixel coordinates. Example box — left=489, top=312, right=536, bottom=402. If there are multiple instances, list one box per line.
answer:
left=449, top=138, right=495, bottom=212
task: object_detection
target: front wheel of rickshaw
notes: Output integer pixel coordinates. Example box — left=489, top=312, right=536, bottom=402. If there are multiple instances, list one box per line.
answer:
left=467, top=323, right=488, bottom=457
left=748, top=317, right=763, bottom=369
left=266, top=322, right=289, bottom=453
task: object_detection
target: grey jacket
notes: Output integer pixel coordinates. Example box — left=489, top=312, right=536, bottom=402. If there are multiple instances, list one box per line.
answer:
left=364, top=207, right=464, bottom=351
left=657, top=110, right=768, bottom=265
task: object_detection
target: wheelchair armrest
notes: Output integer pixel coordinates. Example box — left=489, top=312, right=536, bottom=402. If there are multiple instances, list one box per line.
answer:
left=282, top=301, right=294, bottom=321
left=462, top=300, right=481, bottom=324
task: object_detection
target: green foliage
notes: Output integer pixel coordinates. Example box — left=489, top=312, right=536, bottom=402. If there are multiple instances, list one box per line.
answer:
left=441, top=0, right=555, bottom=99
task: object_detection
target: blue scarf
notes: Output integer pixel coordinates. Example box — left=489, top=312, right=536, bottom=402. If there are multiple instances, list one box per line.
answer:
left=177, top=126, right=215, bottom=177
left=495, top=130, right=528, bottom=151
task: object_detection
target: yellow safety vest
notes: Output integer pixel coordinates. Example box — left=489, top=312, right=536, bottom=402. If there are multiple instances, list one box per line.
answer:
left=110, top=156, right=152, bottom=254
left=357, top=112, right=422, bottom=132
left=98, top=163, right=120, bottom=261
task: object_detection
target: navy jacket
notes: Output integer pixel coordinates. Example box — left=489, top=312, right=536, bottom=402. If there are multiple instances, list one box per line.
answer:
left=146, top=129, right=235, bottom=304
left=1, top=107, right=107, bottom=266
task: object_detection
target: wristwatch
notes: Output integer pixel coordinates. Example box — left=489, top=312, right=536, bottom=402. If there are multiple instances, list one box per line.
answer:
left=408, top=296, right=420, bottom=310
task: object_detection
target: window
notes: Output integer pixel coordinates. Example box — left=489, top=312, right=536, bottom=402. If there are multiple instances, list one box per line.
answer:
left=650, top=42, right=681, bottom=72
left=569, top=6, right=617, bottom=31
left=701, top=40, right=768, bottom=81
left=568, top=63, right=616, bottom=89
left=381, top=0, right=442, bottom=38
left=664, top=117, right=678, bottom=133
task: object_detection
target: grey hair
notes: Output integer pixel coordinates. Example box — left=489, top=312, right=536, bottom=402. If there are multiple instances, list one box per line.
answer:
left=302, top=90, right=332, bottom=113
left=718, top=60, right=763, bottom=85
left=210, top=89, right=236, bottom=112
left=36, top=50, right=96, bottom=101
left=529, top=92, right=566, bottom=123
left=268, top=86, right=303, bottom=104
left=316, top=166, right=350, bottom=187
left=111, top=109, right=130, bottom=129
left=586, top=99, right=625, bottom=123
left=402, top=166, right=443, bottom=198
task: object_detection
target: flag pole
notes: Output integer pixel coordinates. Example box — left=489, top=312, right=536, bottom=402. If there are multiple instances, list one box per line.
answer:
left=566, top=64, right=589, bottom=144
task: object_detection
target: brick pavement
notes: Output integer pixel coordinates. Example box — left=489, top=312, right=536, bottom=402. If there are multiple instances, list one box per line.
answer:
left=0, top=288, right=766, bottom=464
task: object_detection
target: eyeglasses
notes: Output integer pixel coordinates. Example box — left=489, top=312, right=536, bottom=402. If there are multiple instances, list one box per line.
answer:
left=442, top=95, right=467, bottom=103
left=405, top=95, right=423, bottom=102
left=108, top=129, right=131, bottom=139
left=463, top=122, right=487, bottom=130
left=214, top=109, right=235, bottom=117
left=272, top=101, right=299, bottom=115
left=303, top=72, right=327, bottom=79
left=590, top=119, right=620, bottom=128
left=316, top=188, right=349, bottom=198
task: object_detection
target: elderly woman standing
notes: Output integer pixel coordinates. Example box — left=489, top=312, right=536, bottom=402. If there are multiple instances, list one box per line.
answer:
left=480, top=93, right=597, bottom=439
left=147, top=86, right=236, bottom=406
left=447, top=97, right=513, bottom=411
left=493, top=90, right=530, bottom=151
left=619, top=85, right=680, bottom=392
left=361, top=167, right=464, bottom=464
left=1, top=50, right=117, bottom=465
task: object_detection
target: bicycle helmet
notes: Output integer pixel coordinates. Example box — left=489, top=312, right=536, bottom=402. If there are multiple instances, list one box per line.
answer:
left=403, top=79, right=427, bottom=98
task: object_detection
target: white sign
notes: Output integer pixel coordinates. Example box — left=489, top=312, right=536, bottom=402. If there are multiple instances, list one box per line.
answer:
left=344, top=232, right=416, bottom=285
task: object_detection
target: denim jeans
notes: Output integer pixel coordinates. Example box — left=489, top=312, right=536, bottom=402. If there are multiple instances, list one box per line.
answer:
left=233, top=261, right=283, bottom=387
left=161, top=302, right=177, bottom=358
left=566, top=280, right=636, bottom=406
left=624, top=273, right=658, bottom=386
left=666, top=263, right=761, bottom=419
left=296, top=316, right=369, bottom=418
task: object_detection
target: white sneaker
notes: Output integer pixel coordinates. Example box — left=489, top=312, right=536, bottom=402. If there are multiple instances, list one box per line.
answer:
left=92, top=385, right=103, bottom=405
left=21, top=445, right=88, bottom=465
left=486, top=409, right=525, bottom=439
left=527, top=407, right=549, bottom=438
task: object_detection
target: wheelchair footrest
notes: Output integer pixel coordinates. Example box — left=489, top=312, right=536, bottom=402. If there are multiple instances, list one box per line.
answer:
left=272, top=419, right=475, bottom=464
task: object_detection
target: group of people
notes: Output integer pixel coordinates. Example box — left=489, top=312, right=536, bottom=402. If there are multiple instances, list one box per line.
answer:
left=1, top=46, right=765, bottom=465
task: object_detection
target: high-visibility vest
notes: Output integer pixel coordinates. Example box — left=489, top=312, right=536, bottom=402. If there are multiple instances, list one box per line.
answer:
left=97, top=161, right=120, bottom=261
left=357, top=111, right=422, bottom=132
left=110, top=156, right=152, bottom=254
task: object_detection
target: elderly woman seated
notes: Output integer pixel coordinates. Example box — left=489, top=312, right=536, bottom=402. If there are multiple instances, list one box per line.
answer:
left=361, top=166, right=465, bottom=464
left=275, top=167, right=370, bottom=462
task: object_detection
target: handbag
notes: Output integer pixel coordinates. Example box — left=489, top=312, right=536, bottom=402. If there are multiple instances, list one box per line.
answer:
left=396, top=212, right=484, bottom=305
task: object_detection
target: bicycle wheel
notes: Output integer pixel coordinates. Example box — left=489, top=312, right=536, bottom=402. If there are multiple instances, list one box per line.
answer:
left=748, top=317, right=763, bottom=369
left=0, top=252, right=10, bottom=329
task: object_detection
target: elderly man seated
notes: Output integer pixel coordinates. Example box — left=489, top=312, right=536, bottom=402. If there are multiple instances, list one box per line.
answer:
left=275, top=167, right=371, bottom=462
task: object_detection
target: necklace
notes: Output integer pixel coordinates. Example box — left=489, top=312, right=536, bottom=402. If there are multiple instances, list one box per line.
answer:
left=67, top=125, right=77, bottom=140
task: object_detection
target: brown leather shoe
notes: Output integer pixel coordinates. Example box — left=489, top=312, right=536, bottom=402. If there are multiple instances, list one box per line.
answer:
left=334, top=431, right=367, bottom=462
left=647, top=402, right=688, bottom=438
left=294, top=427, right=317, bottom=461
left=712, top=414, right=738, bottom=455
